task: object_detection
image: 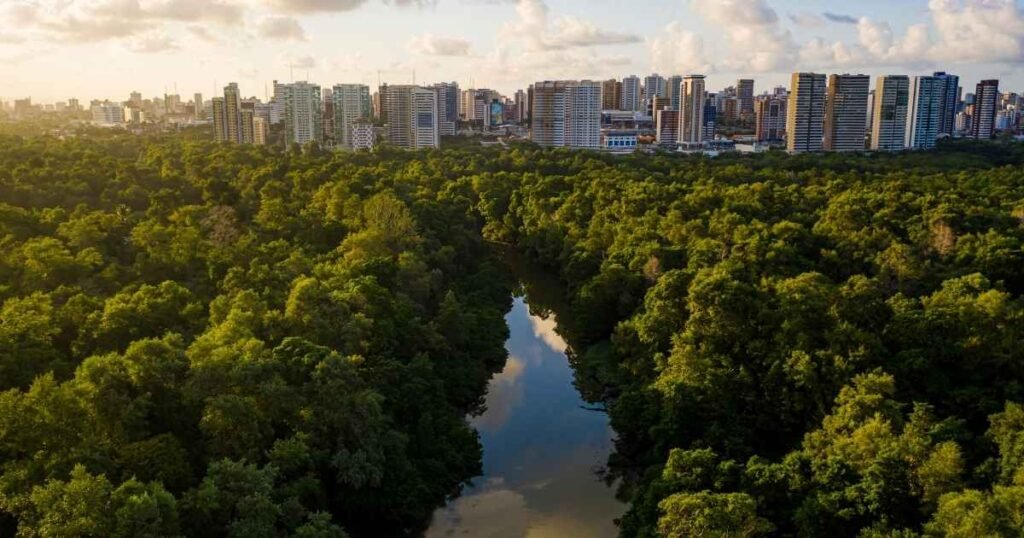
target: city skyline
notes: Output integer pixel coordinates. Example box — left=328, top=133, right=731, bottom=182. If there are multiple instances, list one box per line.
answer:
left=2, top=0, right=1024, bottom=102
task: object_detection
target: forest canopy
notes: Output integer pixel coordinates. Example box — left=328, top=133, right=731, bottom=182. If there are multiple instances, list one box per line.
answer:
left=2, top=131, right=1024, bottom=536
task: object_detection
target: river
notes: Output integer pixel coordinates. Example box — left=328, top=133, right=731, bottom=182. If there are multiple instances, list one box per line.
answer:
left=426, top=295, right=626, bottom=537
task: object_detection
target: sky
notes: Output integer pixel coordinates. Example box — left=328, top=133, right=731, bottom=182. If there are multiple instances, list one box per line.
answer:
left=1, top=0, right=1023, bottom=103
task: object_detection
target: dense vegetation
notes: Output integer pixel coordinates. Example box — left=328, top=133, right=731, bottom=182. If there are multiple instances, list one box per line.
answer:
left=3, top=130, right=1024, bottom=536
left=469, top=141, right=1024, bottom=537
left=0, top=134, right=512, bottom=537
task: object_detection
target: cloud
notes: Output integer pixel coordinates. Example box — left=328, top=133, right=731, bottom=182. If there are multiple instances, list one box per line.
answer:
left=256, top=15, right=306, bottom=40
left=127, top=31, right=178, bottom=52
left=2, top=0, right=242, bottom=43
left=690, top=0, right=797, bottom=72
left=823, top=12, right=858, bottom=24
left=788, top=12, right=824, bottom=28
left=503, top=0, right=641, bottom=52
left=262, top=0, right=434, bottom=13
left=648, top=22, right=714, bottom=75
left=262, top=0, right=368, bottom=13
left=406, top=34, right=472, bottom=56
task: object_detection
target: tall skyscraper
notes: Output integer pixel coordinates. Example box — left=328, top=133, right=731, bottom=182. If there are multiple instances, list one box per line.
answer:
left=193, top=93, right=203, bottom=119
left=736, top=79, right=755, bottom=119
left=601, top=79, right=619, bottom=110
left=530, top=80, right=601, bottom=149
left=514, top=89, right=528, bottom=124
left=383, top=85, right=440, bottom=149
left=786, top=73, right=827, bottom=153
left=253, top=117, right=269, bottom=145
left=971, top=79, right=1000, bottom=140
left=332, top=84, right=372, bottom=150
left=755, top=95, right=787, bottom=142
left=678, top=75, right=706, bottom=144
left=933, top=72, right=960, bottom=137
left=667, top=75, right=683, bottom=110
left=906, top=76, right=944, bottom=150
left=433, top=82, right=460, bottom=135
left=620, top=76, right=641, bottom=112
left=212, top=97, right=226, bottom=142
left=240, top=99, right=256, bottom=144
left=282, top=82, right=323, bottom=146
left=871, top=75, right=910, bottom=151
left=271, top=80, right=287, bottom=124
left=644, top=74, right=667, bottom=113
left=823, top=74, right=870, bottom=152
left=223, top=83, right=242, bottom=144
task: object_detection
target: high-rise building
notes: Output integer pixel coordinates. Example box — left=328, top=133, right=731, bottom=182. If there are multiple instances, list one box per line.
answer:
left=223, top=83, right=242, bottom=143
left=620, top=76, right=641, bottom=112
left=755, top=95, right=787, bottom=142
left=871, top=75, right=910, bottom=151
left=656, top=109, right=680, bottom=145
left=332, top=84, right=372, bottom=149
left=68, top=98, right=80, bottom=112
left=644, top=74, right=667, bottom=113
left=667, top=75, right=683, bottom=111
left=601, top=79, right=620, bottom=110
left=933, top=72, right=960, bottom=138
left=193, top=93, right=203, bottom=119
left=971, top=79, right=1000, bottom=139
left=240, top=99, right=256, bottom=144
left=786, top=73, right=827, bottom=153
left=212, top=97, right=226, bottom=142
left=868, top=75, right=909, bottom=150
left=824, top=74, right=870, bottom=152
left=703, top=99, right=717, bottom=141
left=413, top=88, right=440, bottom=148
left=383, top=85, right=440, bottom=149
left=530, top=80, right=601, bottom=149
left=322, top=88, right=335, bottom=145
left=282, top=82, right=323, bottom=146
left=678, top=75, right=706, bottom=144
left=736, top=79, right=755, bottom=120
left=514, top=89, right=528, bottom=124
left=433, top=82, right=460, bottom=135
left=271, top=80, right=287, bottom=124
left=253, top=116, right=269, bottom=145
left=906, top=76, right=944, bottom=150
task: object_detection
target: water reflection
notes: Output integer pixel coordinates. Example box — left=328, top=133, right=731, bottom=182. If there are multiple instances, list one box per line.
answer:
left=427, top=297, right=624, bottom=538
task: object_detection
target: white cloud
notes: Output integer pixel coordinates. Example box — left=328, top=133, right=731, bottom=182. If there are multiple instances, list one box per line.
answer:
left=406, top=34, right=472, bottom=56
left=690, top=0, right=797, bottom=72
left=256, top=15, right=306, bottom=40
left=648, top=22, right=713, bottom=74
left=503, top=0, right=640, bottom=52
left=127, top=31, right=178, bottom=52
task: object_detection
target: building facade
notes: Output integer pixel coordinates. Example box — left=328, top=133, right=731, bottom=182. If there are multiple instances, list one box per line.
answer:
left=620, top=76, right=642, bottom=112
left=871, top=75, right=910, bottom=151
left=530, top=80, right=601, bottom=149
left=906, top=76, right=944, bottom=150
left=786, top=72, right=827, bottom=153
left=332, top=84, right=372, bottom=149
left=755, top=95, right=787, bottom=142
left=283, top=82, right=324, bottom=147
left=971, top=79, right=1000, bottom=139
left=933, top=72, right=960, bottom=138
left=823, top=74, right=870, bottom=152
left=678, top=75, right=706, bottom=144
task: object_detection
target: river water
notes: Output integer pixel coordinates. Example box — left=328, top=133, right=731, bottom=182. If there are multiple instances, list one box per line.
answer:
left=426, top=296, right=626, bottom=538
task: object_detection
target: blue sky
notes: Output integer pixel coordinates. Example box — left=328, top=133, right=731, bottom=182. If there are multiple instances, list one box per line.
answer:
left=1, top=0, right=1022, bottom=103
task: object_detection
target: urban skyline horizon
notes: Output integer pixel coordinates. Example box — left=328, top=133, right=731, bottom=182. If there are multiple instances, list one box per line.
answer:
left=2, top=70, right=1014, bottom=108
left=3, top=0, right=1024, bottom=103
